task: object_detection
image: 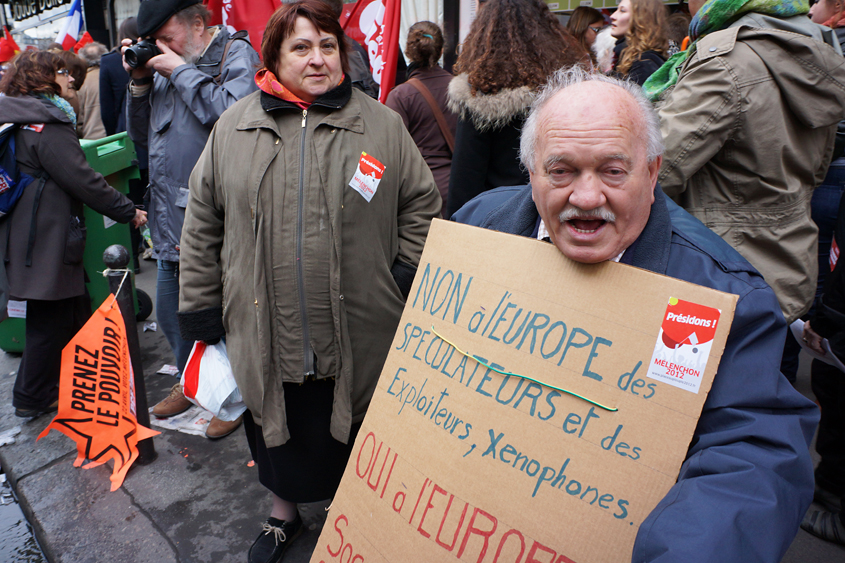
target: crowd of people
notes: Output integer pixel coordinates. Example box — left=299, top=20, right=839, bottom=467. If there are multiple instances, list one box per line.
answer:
left=2, top=0, right=845, bottom=560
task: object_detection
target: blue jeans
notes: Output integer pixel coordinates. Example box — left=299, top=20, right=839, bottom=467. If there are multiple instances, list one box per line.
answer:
left=157, top=259, right=192, bottom=374
left=781, top=167, right=845, bottom=383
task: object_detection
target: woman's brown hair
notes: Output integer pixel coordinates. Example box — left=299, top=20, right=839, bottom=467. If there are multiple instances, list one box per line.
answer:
left=567, top=6, right=604, bottom=63
left=55, top=50, right=87, bottom=89
left=261, top=0, right=349, bottom=78
left=0, top=51, right=66, bottom=97
left=616, top=0, right=668, bottom=76
left=454, top=0, right=587, bottom=95
left=405, top=21, right=444, bottom=69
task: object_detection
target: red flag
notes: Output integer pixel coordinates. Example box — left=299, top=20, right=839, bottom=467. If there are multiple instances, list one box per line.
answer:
left=38, top=296, right=159, bottom=491
left=0, top=39, right=14, bottom=63
left=73, top=31, right=93, bottom=53
left=342, top=0, right=401, bottom=104
left=3, top=26, right=21, bottom=55
left=204, top=0, right=280, bottom=57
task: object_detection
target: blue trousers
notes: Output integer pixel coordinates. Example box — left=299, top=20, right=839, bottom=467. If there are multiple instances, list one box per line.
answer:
left=157, top=259, right=192, bottom=374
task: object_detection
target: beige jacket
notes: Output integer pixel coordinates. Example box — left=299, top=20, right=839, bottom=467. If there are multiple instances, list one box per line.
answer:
left=658, top=14, right=845, bottom=323
left=179, top=84, right=441, bottom=447
left=76, top=66, right=106, bottom=140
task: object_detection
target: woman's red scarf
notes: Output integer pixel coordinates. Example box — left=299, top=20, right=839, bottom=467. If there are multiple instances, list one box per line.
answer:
left=825, top=13, right=845, bottom=29
left=254, top=68, right=345, bottom=110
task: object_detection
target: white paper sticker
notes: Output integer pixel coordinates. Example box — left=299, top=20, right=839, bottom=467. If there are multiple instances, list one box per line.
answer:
left=7, top=300, right=25, bottom=319
left=348, top=152, right=385, bottom=203
left=647, top=297, right=721, bottom=394
left=104, top=216, right=117, bottom=229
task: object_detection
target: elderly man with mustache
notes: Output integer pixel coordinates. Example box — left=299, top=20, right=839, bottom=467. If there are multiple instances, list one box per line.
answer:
left=452, top=66, right=818, bottom=563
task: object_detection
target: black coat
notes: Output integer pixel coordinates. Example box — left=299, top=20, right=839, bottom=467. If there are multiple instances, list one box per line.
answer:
left=99, top=50, right=129, bottom=137
left=0, top=96, right=136, bottom=301
left=612, top=38, right=666, bottom=86
left=445, top=74, right=532, bottom=218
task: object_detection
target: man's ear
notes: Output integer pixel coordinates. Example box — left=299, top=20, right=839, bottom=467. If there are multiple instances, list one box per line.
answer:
left=529, top=171, right=536, bottom=202
left=647, top=155, right=662, bottom=194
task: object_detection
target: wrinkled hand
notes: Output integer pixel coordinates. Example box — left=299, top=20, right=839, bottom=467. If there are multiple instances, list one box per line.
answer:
left=147, top=41, right=187, bottom=79
left=803, top=320, right=826, bottom=356
left=121, top=38, right=154, bottom=80
left=131, top=208, right=148, bottom=228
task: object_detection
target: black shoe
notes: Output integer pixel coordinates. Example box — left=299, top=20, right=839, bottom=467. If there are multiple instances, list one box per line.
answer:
left=15, top=400, right=58, bottom=418
left=814, top=485, right=843, bottom=513
left=802, top=507, right=845, bottom=546
left=248, top=514, right=303, bottom=563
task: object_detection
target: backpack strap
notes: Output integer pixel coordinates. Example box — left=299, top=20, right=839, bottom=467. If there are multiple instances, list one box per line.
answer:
left=213, top=30, right=250, bottom=85
left=24, top=172, right=48, bottom=267
left=405, top=78, right=455, bottom=154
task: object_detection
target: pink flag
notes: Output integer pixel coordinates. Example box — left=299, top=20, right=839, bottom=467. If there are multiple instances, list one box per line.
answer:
left=57, top=0, right=84, bottom=51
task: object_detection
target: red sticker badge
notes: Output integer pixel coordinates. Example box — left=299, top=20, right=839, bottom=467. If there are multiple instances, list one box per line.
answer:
left=348, top=152, right=385, bottom=202
left=647, top=297, right=721, bottom=394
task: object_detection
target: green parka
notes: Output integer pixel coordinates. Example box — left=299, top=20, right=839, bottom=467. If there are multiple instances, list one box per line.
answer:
left=657, top=14, right=845, bottom=323
left=178, top=82, right=441, bottom=447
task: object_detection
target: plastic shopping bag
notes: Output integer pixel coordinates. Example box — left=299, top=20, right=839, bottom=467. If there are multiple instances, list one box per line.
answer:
left=180, top=341, right=247, bottom=421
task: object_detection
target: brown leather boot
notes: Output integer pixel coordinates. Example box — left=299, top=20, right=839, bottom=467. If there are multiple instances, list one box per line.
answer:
left=151, top=383, right=192, bottom=418
left=205, top=414, right=243, bottom=439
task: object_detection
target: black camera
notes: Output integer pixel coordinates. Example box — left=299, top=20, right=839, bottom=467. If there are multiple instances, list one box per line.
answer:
left=124, top=39, right=162, bottom=69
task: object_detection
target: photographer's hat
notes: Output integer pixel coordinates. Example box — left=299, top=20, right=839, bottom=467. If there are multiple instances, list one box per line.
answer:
left=137, top=0, right=201, bottom=37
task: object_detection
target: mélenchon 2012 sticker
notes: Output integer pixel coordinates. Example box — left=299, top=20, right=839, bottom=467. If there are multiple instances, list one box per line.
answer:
left=647, top=297, right=721, bottom=394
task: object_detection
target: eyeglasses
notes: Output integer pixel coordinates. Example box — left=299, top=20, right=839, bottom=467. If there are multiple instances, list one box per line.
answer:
left=56, top=69, right=70, bottom=76
left=589, top=26, right=604, bottom=34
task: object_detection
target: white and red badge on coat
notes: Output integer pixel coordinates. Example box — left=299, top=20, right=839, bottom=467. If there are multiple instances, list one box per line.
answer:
left=647, top=297, right=721, bottom=394
left=348, top=151, right=385, bottom=202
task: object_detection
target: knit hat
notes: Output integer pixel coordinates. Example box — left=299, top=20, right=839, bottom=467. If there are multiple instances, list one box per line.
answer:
left=137, top=0, right=201, bottom=37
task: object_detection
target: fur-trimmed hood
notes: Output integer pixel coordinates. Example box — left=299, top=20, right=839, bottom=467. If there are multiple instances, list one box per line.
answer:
left=447, top=73, right=535, bottom=132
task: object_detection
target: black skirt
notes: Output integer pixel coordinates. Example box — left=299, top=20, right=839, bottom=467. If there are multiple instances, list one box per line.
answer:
left=243, top=377, right=361, bottom=503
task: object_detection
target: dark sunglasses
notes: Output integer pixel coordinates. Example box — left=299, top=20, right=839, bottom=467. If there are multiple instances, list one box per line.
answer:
left=56, top=69, right=70, bottom=76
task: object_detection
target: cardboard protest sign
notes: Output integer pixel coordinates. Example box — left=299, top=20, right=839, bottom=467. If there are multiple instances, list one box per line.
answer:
left=39, top=296, right=158, bottom=491
left=312, top=219, right=738, bottom=563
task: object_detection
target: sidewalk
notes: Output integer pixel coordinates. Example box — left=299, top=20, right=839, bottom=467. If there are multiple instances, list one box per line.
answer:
left=0, top=259, right=843, bottom=562
left=0, top=261, right=326, bottom=563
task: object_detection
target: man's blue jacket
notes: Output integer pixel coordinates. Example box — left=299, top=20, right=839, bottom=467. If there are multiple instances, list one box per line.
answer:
left=453, top=184, right=819, bottom=563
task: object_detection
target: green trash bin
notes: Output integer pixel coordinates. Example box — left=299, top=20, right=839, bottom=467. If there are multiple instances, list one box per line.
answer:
left=0, top=132, right=152, bottom=353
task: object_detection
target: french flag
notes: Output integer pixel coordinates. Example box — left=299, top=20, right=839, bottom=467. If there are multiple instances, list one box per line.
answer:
left=58, top=0, right=84, bottom=51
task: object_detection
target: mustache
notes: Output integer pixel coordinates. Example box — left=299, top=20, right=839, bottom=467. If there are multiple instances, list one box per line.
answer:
left=558, top=206, right=616, bottom=223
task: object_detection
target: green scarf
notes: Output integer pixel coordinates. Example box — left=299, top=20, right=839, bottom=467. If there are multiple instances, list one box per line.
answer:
left=642, top=0, right=809, bottom=102
left=37, top=92, right=77, bottom=128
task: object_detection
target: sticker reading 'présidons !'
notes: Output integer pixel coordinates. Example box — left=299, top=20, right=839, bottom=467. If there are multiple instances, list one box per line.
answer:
left=348, top=152, right=385, bottom=203
left=647, top=297, right=721, bottom=394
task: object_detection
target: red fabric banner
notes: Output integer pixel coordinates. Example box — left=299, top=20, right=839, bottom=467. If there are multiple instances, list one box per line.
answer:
left=205, top=0, right=280, bottom=57
left=341, top=0, right=401, bottom=103
left=38, top=296, right=159, bottom=491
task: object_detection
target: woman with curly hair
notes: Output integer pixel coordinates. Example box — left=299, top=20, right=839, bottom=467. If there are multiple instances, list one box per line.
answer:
left=610, top=0, right=668, bottom=85
left=0, top=51, right=146, bottom=418
left=445, top=0, right=587, bottom=218
left=567, top=6, right=605, bottom=67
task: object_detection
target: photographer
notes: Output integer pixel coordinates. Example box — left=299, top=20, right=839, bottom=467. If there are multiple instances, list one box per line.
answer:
left=123, top=0, right=259, bottom=438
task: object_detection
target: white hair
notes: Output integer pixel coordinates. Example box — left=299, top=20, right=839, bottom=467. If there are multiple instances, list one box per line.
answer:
left=519, top=66, right=664, bottom=174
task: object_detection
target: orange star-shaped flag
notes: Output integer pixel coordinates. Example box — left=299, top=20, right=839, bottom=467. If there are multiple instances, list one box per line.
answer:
left=38, top=296, right=159, bottom=491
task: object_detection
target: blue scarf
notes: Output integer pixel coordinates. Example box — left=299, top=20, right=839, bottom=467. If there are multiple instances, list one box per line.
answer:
left=37, top=92, right=77, bottom=127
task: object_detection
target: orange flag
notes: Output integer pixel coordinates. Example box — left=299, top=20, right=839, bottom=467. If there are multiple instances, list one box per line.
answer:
left=38, top=296, right=159, bottom=491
